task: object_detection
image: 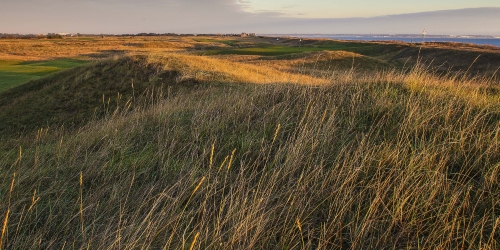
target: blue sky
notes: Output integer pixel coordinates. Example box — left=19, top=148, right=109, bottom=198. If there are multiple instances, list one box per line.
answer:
left=1, top=0, right=499, bottom=34
left=244, top=0, right=500, bottom=17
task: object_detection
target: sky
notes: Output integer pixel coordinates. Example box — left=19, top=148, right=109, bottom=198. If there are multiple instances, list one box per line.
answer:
left=244, top=0, right=500, bottom=18
left=1, top=0, right=499, bottom=35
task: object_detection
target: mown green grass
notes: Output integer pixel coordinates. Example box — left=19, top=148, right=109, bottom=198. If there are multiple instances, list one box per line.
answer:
left=0, top=58, right=88, bottom=93
left=0, top=72, right=50, bottom=93
left=204, top=43, right=394, bottom=56
left=194, top=38, right=239, bottom=46
left=18, top=58, right=88, bottom=68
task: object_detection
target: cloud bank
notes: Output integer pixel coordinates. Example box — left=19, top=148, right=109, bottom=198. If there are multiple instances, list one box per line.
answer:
left=1, top=0, right=499, bottom=35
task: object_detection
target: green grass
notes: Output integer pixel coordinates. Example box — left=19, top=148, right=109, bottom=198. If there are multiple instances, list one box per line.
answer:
left=18, top=58, right=88, bottom=68
left=0, top=58, right=88, bottom=93
left=0, top=72, right=51, bottom=93
left=204, top=43, right=397, bottom=56
left=194, top=38, right=240, bottom=46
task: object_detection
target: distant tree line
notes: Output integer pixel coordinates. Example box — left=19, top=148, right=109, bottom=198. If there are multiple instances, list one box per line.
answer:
left=0, top=33, right=63, bottom=39
left=124, top=33, right=257, bottom=37
left=0, top=33, right=45, bottom=39
left=0, top=32, right=260, bottom=39
left=46, top=33, right=64, bottom=39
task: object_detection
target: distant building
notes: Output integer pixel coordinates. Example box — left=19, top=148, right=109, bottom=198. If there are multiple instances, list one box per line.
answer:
left=241, top=33, right=256, bottom=37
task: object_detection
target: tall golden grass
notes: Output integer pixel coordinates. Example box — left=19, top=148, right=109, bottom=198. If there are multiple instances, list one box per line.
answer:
left=148, top=53, right=329, bottom=85
left=0, top=52, right=499, bottom=249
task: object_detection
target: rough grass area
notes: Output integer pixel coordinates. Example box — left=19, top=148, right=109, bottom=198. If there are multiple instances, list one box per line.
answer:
left=0, top=58, right=88, bottom=92
left=0, top=54, right=499, bottom=248
left=202, top=39, right=500, bottom=76
left=0, top=37, right=499, bottom=249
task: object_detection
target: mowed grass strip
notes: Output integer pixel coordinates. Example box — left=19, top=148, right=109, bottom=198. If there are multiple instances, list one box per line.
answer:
left=0, top=58, right=88, bottom=92
left=204, top=44, right=388, bottom=56
left=193, top=38, right=240, bottom=46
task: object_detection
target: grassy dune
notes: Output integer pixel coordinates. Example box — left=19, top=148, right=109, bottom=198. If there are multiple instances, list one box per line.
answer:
left=0, top=37, right=499, bottom=249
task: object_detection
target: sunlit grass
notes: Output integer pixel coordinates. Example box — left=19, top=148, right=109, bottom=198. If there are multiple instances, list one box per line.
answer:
left=149, top=53, right=329, bottom=84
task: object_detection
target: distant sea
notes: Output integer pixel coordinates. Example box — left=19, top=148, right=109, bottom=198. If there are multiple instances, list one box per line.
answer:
left=274, top=35, right=500, bottom=47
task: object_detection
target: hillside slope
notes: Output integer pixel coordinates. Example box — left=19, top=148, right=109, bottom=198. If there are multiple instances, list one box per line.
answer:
left=0, top=57, right=160, bottom=136
left=0, top=54, right=329, bottom=138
